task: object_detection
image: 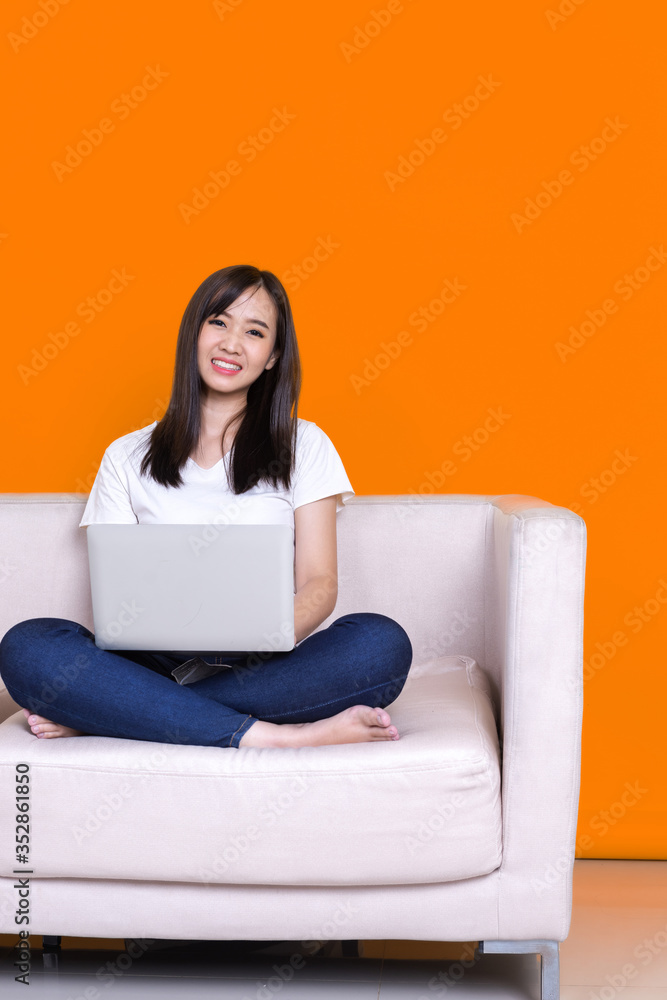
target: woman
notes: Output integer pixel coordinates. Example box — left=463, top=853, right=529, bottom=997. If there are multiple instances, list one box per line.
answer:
left=0, top=265, right=413, bottom=749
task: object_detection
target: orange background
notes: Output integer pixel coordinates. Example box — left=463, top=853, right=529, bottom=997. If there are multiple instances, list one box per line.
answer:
left=1, top=0, right=665, bottom=858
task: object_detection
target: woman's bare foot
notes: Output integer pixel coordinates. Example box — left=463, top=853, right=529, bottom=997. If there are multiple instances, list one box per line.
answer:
left=22, top=708, right=84, bottom=739
left=238, top=705, right=400, bottom=749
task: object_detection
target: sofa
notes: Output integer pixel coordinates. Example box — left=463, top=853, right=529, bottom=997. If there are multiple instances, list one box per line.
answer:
left=0, top=492, right=586, bottom=999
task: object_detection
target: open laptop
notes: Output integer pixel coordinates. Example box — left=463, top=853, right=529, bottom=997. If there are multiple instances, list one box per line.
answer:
left=85, top=524, right=295, bottom=658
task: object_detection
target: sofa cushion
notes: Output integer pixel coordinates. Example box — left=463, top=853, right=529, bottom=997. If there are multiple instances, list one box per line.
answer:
left=0, top=655, right=501, bottom=886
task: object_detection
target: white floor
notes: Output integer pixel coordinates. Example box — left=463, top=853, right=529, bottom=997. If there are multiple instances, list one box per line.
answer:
left=1, top=860, right=666, bottom=999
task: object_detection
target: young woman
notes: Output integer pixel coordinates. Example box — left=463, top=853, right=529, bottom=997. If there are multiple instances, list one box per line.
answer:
left=0, top=265, right=413, bottom=749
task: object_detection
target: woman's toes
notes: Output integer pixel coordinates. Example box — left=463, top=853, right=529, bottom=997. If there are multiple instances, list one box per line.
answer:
left=363, top=706, right=399, bottom=739
left=21, top=711, right=82, bottom=738
left=377, top=712, right=399, bottom=739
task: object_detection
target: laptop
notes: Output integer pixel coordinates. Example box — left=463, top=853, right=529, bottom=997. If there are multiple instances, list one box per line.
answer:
left=85, top=524, right=295, bottom=657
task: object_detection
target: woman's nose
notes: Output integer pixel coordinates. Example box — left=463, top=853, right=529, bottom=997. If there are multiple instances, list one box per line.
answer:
left=218, top=335, right=241, bottom=353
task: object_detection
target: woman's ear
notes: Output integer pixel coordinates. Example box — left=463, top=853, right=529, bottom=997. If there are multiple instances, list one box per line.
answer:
left=265, top=350, right=280, bottom=370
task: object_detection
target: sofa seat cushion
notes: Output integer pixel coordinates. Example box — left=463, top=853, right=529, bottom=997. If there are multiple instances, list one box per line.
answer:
left=0, top=655, right=501, bottom=886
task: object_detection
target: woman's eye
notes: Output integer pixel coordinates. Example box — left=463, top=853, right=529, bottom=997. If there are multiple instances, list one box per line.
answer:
left=210, top=319, right=262, bottom=337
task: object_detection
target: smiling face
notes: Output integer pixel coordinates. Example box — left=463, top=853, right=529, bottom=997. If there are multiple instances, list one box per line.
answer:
left=197, top=285, right=280, bottom=403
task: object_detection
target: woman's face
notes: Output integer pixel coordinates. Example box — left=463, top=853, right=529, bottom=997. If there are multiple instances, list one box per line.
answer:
left=197, top=285, right=280, bottom=401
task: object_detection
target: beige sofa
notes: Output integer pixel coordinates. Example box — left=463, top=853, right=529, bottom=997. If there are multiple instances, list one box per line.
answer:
left=0, top=492, right=586, bottom=999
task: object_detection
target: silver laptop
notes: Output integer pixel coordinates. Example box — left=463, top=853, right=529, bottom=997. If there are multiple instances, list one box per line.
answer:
left=85, top=524, right=295, bottom=656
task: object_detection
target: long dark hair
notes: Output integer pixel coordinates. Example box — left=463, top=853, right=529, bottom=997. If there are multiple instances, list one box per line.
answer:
left=139, top=265, right=302, bottom=494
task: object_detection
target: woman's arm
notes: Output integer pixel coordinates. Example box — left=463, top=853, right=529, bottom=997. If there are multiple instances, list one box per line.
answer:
left=293, top=496, right=339, bottom=645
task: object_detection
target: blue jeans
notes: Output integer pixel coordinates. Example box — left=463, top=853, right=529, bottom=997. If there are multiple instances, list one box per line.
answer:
left=0, top=614, right=413, bottom=749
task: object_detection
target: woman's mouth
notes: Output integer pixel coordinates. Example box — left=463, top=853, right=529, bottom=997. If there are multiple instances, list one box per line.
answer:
left=211, top=359, right=242, bottom=375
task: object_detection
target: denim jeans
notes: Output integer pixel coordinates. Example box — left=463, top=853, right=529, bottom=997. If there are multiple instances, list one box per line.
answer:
left=0, top=614, right=413, bottom=749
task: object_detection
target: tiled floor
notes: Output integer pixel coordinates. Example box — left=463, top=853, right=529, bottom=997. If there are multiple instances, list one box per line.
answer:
left=1, top=860, right=665, bottom=998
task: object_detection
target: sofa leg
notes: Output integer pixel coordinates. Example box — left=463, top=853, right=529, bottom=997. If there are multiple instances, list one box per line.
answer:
left=478, top=939, right=560, bottom=1000
left=42, top=936, right=62, bottom=971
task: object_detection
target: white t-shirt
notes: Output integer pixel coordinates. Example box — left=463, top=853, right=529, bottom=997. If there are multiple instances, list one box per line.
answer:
left=78, top=418, right=355, bottom=531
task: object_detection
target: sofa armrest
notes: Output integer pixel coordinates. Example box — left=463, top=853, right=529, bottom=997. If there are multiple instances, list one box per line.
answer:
left=486, top=494, right=587, bottom=936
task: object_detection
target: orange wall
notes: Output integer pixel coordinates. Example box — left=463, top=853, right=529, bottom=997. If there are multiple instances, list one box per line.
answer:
left=2, top=1, right=665, bottom=857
